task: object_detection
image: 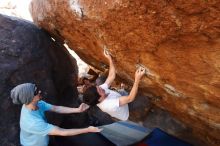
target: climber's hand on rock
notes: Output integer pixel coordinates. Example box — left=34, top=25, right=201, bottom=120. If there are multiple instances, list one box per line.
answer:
left=104, top=49, right=112, bottom=60
left=135, top=67, right=145, bottom=81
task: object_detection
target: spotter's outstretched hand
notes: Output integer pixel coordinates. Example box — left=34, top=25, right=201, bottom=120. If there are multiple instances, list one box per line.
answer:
left=78, top=103, right=90, bottom=112
left=87, top=126, right=103, bottom=133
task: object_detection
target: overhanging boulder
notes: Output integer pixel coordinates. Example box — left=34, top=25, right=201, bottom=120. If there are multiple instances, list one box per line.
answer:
left=30, top=0, right=220, bottom=146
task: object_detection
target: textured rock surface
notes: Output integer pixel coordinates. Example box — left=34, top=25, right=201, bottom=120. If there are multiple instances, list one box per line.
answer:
left=30, top=0, right=220, bottom=145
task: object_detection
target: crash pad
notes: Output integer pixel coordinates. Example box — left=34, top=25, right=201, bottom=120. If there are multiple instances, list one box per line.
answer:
left=99, top=121, right=153, bottom=146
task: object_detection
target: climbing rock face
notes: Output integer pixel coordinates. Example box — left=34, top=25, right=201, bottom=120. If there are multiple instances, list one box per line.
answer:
left=30, top=0, right=220, bottom=145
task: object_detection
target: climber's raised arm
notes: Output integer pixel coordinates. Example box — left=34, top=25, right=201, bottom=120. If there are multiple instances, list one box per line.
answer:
left=119, top=67, right=145, bottom=106
left=104, top=50, right=116, bottom=87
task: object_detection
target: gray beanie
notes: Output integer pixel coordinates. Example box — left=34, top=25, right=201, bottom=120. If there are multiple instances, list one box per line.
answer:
left=10, top=83, right=36, bottom=104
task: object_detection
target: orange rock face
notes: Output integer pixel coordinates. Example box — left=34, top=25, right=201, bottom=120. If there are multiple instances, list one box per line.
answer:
left=30, top=0, right=220, bottom=145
